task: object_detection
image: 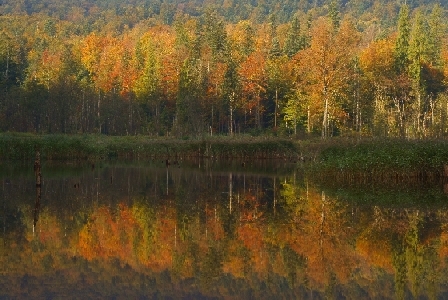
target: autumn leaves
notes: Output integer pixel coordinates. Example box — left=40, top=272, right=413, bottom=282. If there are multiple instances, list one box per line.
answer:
left=1, top=6, right=447, bottom=137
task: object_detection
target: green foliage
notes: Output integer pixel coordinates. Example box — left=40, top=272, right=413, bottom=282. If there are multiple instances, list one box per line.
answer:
left=283, top=15, right=308, bottom=58
left=394, top=4, right=410, bottom=73
left=134, top=41, right=160, bottom=102
left=0, top=133, right=299, bottom=160
left=240, top=22, right=255, bottom=57
left=328, top=0, right=341, bottom=29
left=0, top=0, right=448, bottom=138
left=202, top=11, right=229, bottom=61
left=310, top=138, right=448, bottom=176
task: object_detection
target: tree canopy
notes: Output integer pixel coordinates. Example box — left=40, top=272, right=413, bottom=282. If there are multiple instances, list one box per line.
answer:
left=0, top=0, right=448, bottom=138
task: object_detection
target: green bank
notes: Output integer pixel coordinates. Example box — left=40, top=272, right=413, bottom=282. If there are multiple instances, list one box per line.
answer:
left=306, top=138, right=448, bottom=180
left=3, top=133, right=448, bottom=179
left=0, top=133, right=298, bottom=161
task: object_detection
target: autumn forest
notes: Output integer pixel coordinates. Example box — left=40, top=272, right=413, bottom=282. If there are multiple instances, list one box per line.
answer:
left=1, top=0, right=448, bottom=138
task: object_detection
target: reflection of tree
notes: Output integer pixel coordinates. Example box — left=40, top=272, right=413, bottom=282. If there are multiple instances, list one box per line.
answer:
left=199, top=246, right=224, bottom=289
left=132, top=201, right=156, bottom=265
left=358, top=206, right=444, bottom=300
left=279, top=181, right=358, bottom=289
left=391, top=210, right=442, bottom=300
left=280, top=245, right=307, bottom=288
left=33, top=151, right=41, bottom=233
left=3, top=167, right=448, bottom=299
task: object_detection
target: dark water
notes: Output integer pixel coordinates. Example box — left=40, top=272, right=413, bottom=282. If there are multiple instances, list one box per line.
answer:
left=1, top=159, right=448, bottom=299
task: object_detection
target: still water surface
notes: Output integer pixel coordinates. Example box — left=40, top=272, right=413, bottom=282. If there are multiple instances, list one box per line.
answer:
left=1, top=159, right=448, bottom=299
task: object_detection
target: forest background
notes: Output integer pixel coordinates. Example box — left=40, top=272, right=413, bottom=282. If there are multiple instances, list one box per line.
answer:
left=1, top=0, right=448, bottom=139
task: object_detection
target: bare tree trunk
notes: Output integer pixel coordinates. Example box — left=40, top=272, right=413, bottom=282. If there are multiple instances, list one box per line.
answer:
left=322, top=95, right=329, bottom=138
left=416, top=91, right=421, bottom=137
left=98, top=91, right=101, bottom=134
left=320, top=191, right=325, bottom=260
left=229, top=92, right=235, bottom=135
left=307, top=105, right=310, bottom=134
left=274, top=88, right=278, bottom=129
left=229, top=173, right=233, bottom=213
left=33, top=151, right=42, bottom=234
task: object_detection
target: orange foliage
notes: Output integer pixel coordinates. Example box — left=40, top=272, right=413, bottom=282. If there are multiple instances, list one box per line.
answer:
left=356, top=234, right=393, bottom=271
left=27, top=48, right=63, bottom=88
left=222, top=240, right=249, bottom=278
left=237, top=222, right=269, bottom=274
left=283, top=189, right=359, bottom=288
left=238, top=51, right=267, bottom=111
left=78, top=204, right=139, bottom=264
left=359, top=37, right=396, bottom=82
left=439, top=227, right=448, bottom=259
left=143, top=207, right=176, bottom=271
left=442, top=49, right=448, bottom=83
left=77, top=203, right=177, bottom=273
left=34, top=210, right=63, bottom=249
left=81, top=34, right=138, bottom=95
left=119, top=33, right=139, bottom=97
left=237, top=223, right=264, bottom=251
left=298, top=17, right=360, bottom=130
left=207, top=62, right=227, bottom=98
left=160, top=52, right=180, bottom=101
left=205, top=206, right=225, bottom=240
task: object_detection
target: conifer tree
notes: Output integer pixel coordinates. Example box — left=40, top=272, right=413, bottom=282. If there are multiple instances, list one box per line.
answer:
left=328, top=0, right=340, bottom=29
left=408, top=10, right=431, bottom=136
left=270, top=36, right=282, bottom=58
left=241, top=22, right=255, bottom=57
left=284, top=15, right=304, bottom=58
left=427, top=4, right=444, bottom=67
left=394, top=4, right=410, bottom=73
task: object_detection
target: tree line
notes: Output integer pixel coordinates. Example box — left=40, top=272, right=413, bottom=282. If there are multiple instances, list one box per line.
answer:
left=0, top=3, right=447, bottom=138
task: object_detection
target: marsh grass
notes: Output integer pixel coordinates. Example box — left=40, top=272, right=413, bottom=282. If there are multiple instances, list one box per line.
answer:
left=0, top=133, right=299, bottom=161
left=321, top=183, right=448, bottom=207
left=4, top=133, right=448, bottom=181
left=305, top=138, right=448, bottom=181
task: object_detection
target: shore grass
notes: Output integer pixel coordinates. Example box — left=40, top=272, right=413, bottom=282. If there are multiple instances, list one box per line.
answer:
left=0, top=133, right=299, bottom=161
left=3, top=133, right=448, bottom=179
left=303, top=137, right=448, bottom=180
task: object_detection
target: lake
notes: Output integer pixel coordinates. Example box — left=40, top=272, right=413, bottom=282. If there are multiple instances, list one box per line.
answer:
left=1, top=158, right=448, bottom=299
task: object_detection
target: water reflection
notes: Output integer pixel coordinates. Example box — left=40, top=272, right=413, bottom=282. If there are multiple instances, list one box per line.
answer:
left=1, top=160, right=448, bottom=299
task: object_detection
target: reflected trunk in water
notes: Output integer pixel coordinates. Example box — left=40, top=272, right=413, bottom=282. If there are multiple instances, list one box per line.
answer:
left=0, top=159, right=447, bottom=298
left=33, top=151, right=41, bottom=233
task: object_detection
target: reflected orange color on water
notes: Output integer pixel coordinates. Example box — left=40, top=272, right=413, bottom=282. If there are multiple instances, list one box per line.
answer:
left=1, top=162, right=448, bottom=298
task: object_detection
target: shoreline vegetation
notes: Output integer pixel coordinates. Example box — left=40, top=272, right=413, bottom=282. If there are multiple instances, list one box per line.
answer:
left=2, top=133, right=448, bottom=180
left=309, top=138, right=448, bottom=183
left=0, top=132, right=299, bottom=161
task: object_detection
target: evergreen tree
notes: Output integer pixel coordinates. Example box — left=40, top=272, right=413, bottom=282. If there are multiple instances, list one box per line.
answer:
left=203, top=11, right=229, bottom=61
left=427, top=4, right=444, bottom=67
left=328, top=0, right=340, bottom=29
left=394, top=4, right=410, bottom=73
left=270, top=36, right=282, bottom=58
left=408, top=11, right=427, bottom=84
left=268, top=13, right=281, bottom=58
left=284, top=15, right=304, bottom=58
left=241, top=22, right=255, bottom=57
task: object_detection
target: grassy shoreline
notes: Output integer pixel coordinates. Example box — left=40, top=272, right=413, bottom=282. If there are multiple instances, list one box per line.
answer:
left=304, top=138, right=448, bottom=181
left=0, top=133, right=299, bottom=161
left=2, top=133, right=448, bottom=178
